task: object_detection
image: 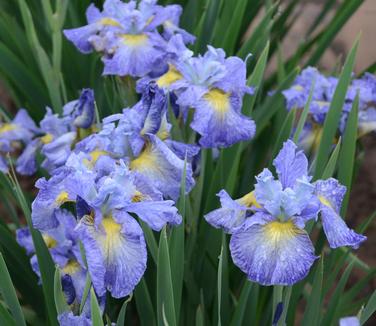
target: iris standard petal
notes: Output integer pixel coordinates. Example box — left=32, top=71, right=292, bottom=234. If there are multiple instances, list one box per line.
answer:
left=230, top=218, right=318, bottom=285
left=273, top=140, right=309, bottom=189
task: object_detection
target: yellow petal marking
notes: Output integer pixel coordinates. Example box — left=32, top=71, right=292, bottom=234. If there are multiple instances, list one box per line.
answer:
left=99, top=17, right=121, bottom=27
left=0, top=123, right=17, bottom=134
left=122, top=34, right=148, bottom=47
left=264, top=220, right=303, bottom=242
left=42, top=234, right=57, bottom=248
left=156, top=65, right=182, bottom=88
left=238, top=191, right=261, bottom=208
left=40, top=133, right=54, bottom=144
left=62, top=260, right=80, bottom=275
left=204, top=89, right=230, bottom=116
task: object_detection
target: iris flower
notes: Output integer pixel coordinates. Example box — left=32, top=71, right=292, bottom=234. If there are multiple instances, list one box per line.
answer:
left=64, top=0, right=194, bottom=77
left=205, top=140, right=366, bottom=285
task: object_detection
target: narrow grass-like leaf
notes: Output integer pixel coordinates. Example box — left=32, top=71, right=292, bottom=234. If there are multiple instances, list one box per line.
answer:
left=135, top=279, right=156, bottom=326
left=360, top=290, right=376, bottom=324
left=301, top=257, right=323, bottom=326
left=338, top=94, right=359, bottom=216
left=169, top=159, right=187, bottom=322
left=293, top=80, right=315, bottom=143
left=253, top=67, right=299, bottom=136
left=271, top=109, right=296, bottom=160
left=306, top=0, right=363, bottom=66
left=0, top=302, right=16, bottom=326
left=314, top=36, right=359, bottom=179
left=221, top=0, right=248, bottom=53
left=279, top=286, right=292, bottom=326
left=0, top=253, right=26, bottom=326
left=321, top=138, right=342, bottom=179
left=195, top=304, right=204, bottom=326
left=217, top=245, right=224, bottom=326
left=230, top=281, right=252, bottom=326
left=90, top=288, right=104, bottom=326
left=157, top=227, right=176, bottom=326
left=53, top=266, right=69, bottom=315
left=116, top=294, right=133, bottom=326
left=140, top=221, right=158, bottom=265
left=195, top=0, right=221, bottom=53
left=79, top=273, right=92, bottom=314
left=321, top=262, right=354, bottom=326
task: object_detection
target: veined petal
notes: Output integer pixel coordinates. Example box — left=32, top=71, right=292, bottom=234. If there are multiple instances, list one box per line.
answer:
left=273, top=140, right=309, bottom=189
left=130, top=134, right=194, bottom=200
left=103, top=33, right=165, bottom=77
left=77, top=210, right=147, bottom=298
left=204, top=190, right=257, bottom=234
left=315, top=179, right=366, bottom=249
left=126, top=199, right=181, bottom=231
left=190, top=90, right=255, bottom=148
left=230, top=219, right=317, bottom=285
left=58, top=312, right=92, bottom=326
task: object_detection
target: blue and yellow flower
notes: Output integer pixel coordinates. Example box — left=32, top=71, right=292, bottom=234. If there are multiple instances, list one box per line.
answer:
left=205, top=140, right=366, bottom=285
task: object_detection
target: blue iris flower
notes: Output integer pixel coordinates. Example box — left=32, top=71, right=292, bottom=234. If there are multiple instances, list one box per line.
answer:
left=64, top=0, right=194, bottom=78
left=205, top=140, right=366, bottom=286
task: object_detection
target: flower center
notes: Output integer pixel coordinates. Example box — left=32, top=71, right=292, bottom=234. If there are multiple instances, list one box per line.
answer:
left=122, top=34, right=148, bottom=47
left=99, top=17, right=121, bottom=27
left=157, top=66, right=182, bottom=88
left=264, top=220, right=302, bottom=242
left=204, top=89, right=230, bottom=116
left=0, top=123, right=17, bottom=134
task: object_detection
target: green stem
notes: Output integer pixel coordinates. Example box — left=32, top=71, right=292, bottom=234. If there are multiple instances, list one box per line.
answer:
left=272, top=285, right=283, bottom=324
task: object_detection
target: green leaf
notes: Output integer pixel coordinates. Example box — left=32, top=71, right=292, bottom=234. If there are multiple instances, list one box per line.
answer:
left=302, top=257, right=323, bottom=326
left=135, top=279, right=156, bottom=326
left=169, top=159, right=187, bottom=322
left=195, top=304, right=204, bottom=326
left=293, top=79, right=315, bottom=143
left=53, top=266, right=69, bottom=315
left=157, top=227, right=176, bottom=326
left=90, top=288, right=104, bottom=326
left=230, top=281, right=253, bottom=326
left=0, top=253, right=26, bottom=326
left=314, top=36, right=360, bottom=179
left=79, top=273, right=92, bottom=314
left=221, top=0, right=248, bottom=53
left=321, top=262, right=354, bottom=326
left=271, top=108, right=296, bottom=160
left=217, top=245, right=224, bottom=326
left=253, top=67, right=299, bottom=136
left=321, top=138, right=342, bottom=179
left=116, top=294, right=133, bottom=326
left=306, top=0, right=364, bottom=66
left=0, top=302, right=16, bottom=326
left=360, top=290, right=376, bottom=324
left=338, top=94, right=359, bottom=216
left=195, top=0, right=221, bottom=53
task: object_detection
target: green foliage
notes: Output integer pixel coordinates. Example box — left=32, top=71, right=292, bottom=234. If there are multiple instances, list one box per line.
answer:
left=0, top=0, right=374, bottom=326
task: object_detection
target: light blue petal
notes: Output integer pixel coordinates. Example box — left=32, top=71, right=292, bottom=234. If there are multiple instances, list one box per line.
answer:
left=204, top=190, right=249, bottom=233
left=77, top=210, right=147, bottom=298
left=254, top=169, right=283, bottom=216
left=339, top=316, right=360, bottom=326
left=126, top=200, right=181, bottom=231
left=273, top=140, right=309, bottom=189
left=230, top=218, right=318, bottom=285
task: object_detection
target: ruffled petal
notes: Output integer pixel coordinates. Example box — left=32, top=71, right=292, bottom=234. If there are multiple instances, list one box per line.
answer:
left=273, top=140, right=309, bottom=189
left=230, top=219, right=318, bottom=285
left=315, top=178, right=366, bottom=249
left=77, top=210, right=147, bottom=298
left=204, top=190, right=249, bottom=233
left=190, top=91, right=255, bottom=148
left=130, top=134, right=194, bottom=200
left=126, top=200, right=181, bottom=231
left=58, top=312, right=92, bottom=326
